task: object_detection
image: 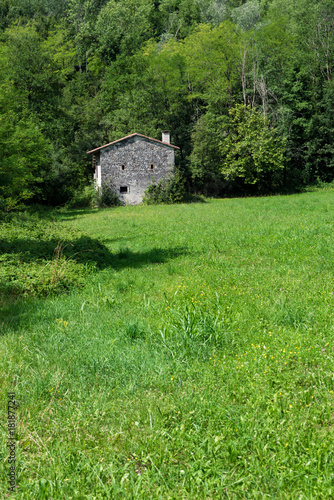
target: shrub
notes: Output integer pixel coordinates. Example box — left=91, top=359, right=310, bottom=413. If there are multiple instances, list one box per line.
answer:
left=97, top=182, right=121, bottom=207
left=66, top=184, right=97, bottom=209
left=143, top=170, right=187, bottom=205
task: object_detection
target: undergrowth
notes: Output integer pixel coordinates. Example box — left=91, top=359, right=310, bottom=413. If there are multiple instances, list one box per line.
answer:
left=0, top=212, right=112, bottom=299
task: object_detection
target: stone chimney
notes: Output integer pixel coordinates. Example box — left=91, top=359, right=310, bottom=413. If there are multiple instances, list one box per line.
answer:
left=162, top=130, right=170, bottom=144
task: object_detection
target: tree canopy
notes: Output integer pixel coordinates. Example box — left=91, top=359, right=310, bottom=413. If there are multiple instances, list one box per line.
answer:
left=1, top=0, right=334, bottom=207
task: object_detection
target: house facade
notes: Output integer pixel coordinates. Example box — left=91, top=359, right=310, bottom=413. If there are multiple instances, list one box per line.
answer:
left=87, top=131, right=179, bottom=205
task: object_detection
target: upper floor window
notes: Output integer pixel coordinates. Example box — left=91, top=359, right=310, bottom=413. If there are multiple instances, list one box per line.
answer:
left=150, top=164, right=154, bottom=170
left=121, top=164, right=125, bottom=170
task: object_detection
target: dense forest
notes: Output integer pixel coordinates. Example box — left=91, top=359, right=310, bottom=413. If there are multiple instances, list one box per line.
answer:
left=1, top=0, right=334, bottom=209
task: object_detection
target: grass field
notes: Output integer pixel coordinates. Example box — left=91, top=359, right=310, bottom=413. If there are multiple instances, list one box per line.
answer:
left=1, top=188, right=334, bottom=498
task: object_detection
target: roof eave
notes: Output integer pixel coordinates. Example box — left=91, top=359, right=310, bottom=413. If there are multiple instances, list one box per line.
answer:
left=86, top=133, right=180, bottom=154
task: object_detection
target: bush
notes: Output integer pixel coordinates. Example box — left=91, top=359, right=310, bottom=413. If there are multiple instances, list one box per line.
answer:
left=66, top=184, right=97, bottom=209
left=143, top=171, right=187, bottom=205
left=97, top=182, right=121, bottom=207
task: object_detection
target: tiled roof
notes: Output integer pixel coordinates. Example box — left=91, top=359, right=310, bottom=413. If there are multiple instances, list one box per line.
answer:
left=87, top=132, right=180, bottom=154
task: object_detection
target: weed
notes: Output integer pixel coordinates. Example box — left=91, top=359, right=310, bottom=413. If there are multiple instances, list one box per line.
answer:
left=125, top=323, right=145, bottom=342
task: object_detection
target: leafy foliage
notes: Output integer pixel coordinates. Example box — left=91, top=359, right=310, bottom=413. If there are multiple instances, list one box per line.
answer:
left=0, top=83, right=51, bottom=208
left=97, top=182, right=122, bottom=207
left=1, top=0, right=334, bottom=206
left=220, top=104, right=286, bottom=188
left=66, top=184, right=98, bottom=209
left=143, top=170, right=187, bottom=204
left=95, top=0, right=153, bottom=62
left=189, top=112, right=227, bottom=195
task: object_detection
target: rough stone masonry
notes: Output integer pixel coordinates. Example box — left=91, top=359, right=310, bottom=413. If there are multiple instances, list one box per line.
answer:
left=87, top=132, right=180, bottom=205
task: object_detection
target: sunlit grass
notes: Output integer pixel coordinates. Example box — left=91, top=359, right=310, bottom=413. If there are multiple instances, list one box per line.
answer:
left=1, top=189, right=334, bottom=498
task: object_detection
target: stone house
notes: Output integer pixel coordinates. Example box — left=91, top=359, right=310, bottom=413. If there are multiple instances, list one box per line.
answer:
left=87, top=131, right=179, bottom=205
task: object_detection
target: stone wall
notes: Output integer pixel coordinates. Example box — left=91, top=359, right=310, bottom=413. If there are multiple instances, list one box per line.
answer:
left=100, top=136, right=175, bottom=204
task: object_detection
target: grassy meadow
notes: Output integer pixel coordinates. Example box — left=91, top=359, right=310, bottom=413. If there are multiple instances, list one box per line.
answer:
left=1, top=188, right=334, bottom=498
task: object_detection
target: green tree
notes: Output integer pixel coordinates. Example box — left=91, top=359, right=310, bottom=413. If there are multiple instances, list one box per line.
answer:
left=100, top=40, right=191, bottom=148
left=189, top=112, right=227, bottom=194
left=157, top=0, right=202, bottom=41
left=95, top=0, right=153, bottom=62
left=5, top=25, right=62, bottom=133
left=265, top=0, right=334, bottom=183
left=181, top=21, right=240, bottom=110
left=220, top=104, right=285, bottom=189
left=0, top=45, right=51, bottom=209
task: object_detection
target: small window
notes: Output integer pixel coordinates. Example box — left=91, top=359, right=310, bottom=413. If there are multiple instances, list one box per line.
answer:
left=150, top=164, right=154, bottom=170
left=121, top=164, right=125, bottom=170
left=120, top=186, right=128, bottom=193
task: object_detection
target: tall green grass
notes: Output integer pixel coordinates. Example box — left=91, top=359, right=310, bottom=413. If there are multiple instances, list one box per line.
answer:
left=1, top=189, right=334, bottom=498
